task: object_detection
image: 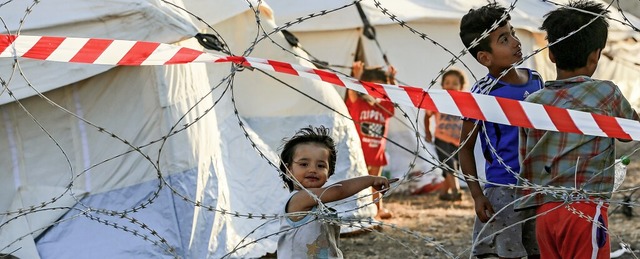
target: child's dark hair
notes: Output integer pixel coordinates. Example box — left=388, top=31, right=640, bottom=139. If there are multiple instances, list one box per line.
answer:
left=279, top=125, right=337, bottom=191
left=361, top=68, right=389, bottom=83
left=459, top=2, right=511, bottom=60
left=541, top=0, right=609, bottom=70
left=442, top=69, right=466, bottom=89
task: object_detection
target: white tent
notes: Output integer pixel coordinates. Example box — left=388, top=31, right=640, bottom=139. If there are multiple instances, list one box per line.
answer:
left=268, top=0, right=639, bottom=85
left=605, top=0, right=640, bottom=26
left=0, top=1, right=235, bottom=258
left=268, top=0, right=640, bottom=183
left=0, top=0, right=378, bottom=258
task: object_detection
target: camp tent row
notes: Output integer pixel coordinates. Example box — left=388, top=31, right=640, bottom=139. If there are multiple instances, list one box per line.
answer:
left=269, top=0, right=640, bottom=102
left=1, top=0, right=639, bottom=258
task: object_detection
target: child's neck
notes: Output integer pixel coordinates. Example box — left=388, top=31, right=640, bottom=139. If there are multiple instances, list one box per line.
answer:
left=489, top=67, right=527, bottom=85
left=554, top=49, right=599, bottom=80
left=556, top=67, right=594, bottom=80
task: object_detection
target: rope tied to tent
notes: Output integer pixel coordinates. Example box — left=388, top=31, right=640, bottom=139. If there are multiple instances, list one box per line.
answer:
left=355, top=1, right=389, bottom=66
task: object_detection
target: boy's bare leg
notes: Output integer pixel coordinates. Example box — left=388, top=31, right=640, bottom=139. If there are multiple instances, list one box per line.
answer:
left=439, top=173, right=452, bottom=196
left=448, top=172, right=461, bottom=196
left=440, top=172, right=462, bottom=201
left=451, top=160, right=461, bottom=198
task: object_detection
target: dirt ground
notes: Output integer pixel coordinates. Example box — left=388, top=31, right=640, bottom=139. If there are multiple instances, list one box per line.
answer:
left=338, top=143, right=640, bottom=258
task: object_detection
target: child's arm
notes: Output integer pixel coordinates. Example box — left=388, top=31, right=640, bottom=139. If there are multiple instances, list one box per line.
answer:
left=424, top=111, right=433, bottom=143
left=346, top=89, right=360, bottom=103
left=287, top=176, right=396, bottom=214
left=459, top=120, right=494, bottom=223
left=346, top=61, right=365, bottom=103
left=387, top=65, right=397, bottom=85
left=352, top=61, right=364, bottom=79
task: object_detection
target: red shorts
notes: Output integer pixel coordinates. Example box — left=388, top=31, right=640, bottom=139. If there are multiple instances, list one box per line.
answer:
left=536, top=201, right=610, bottom=259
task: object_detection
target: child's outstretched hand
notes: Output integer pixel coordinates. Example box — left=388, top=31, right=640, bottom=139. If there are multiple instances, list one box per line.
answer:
left=372, top=177, right=399, bottom=194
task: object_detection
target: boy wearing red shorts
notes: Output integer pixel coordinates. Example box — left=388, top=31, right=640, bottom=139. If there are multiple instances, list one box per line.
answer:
left=517, top=1, right=640, bottom=258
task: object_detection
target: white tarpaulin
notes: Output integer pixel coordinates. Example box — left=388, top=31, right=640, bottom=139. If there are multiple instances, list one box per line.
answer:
left=0, top=0, right=234, bottom=257
left=0, top=0, right=199, bottom=105
left=0, top=57, right=232, bottom=258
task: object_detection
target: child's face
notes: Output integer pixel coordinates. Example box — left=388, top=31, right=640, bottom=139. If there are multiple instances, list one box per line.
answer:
left=442, top=74, right=462, bottom=91
left=485, top=23, right=523, bottom=70
left=288, top=143, right=330, bottom=189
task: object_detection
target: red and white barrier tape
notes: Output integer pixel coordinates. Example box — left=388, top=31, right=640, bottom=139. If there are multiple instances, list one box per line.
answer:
left=2, top=34, right=639, bottom=141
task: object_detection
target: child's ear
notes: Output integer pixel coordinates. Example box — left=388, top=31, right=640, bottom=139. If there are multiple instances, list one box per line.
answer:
left=586, top=48, right=601, bottom=73
left=548, top=50, right=556, bottom=64
left=477, top=51, right=491, bottom=67
left=589, top=48, right=602, bottom=63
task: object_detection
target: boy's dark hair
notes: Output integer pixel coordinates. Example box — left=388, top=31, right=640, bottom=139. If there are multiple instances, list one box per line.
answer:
left=361, top=68, right=389, bottom=83
left=541, top=0, right=609, bottom=70
left=279, top=125, right=337, bottom=191
left=442, top=69, right=466, bottom=89
left=459, top=2, right=511, bottom=60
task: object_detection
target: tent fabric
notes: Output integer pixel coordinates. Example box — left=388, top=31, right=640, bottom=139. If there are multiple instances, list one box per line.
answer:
left=269, top=0, right=640, bottom=38
left=36, top=169, right=201, bottom=258
left=0, top=0, right=199, bottom=105
left=268, top=0, right=639, bottom=89
left=0, top=53, right=235, bottom=258
left=269, top=0, right=474, bottom=32
left=0, top=186, right=88, bottom=259
left=268, top=0, right=632, bottom=83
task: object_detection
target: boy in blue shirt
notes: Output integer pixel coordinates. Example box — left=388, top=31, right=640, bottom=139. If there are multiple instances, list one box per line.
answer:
left=457, top=3, right=542, bottom=258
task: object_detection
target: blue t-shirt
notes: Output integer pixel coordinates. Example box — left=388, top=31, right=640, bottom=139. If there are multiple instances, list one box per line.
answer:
left=466, top=68, right=543, bottom=187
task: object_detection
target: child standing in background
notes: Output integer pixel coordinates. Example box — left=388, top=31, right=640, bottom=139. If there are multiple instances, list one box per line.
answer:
left=345, top=61, right=396, bottom=219
left=277, top=126, right=395, bottom=258
left=424, top=69, right=466, bottom=201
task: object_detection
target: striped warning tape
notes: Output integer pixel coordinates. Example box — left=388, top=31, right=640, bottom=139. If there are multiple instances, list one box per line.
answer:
left=1, top=34, right=639, bottom=140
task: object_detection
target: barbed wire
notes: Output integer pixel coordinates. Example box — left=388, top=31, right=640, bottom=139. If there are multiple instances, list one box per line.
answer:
left=1, top=0, right=640, bottom=258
